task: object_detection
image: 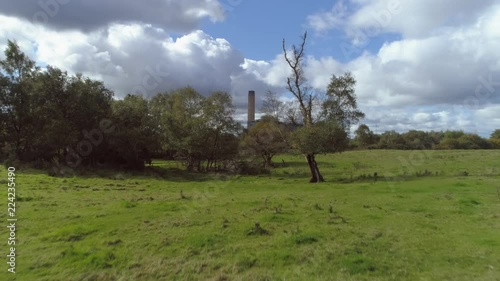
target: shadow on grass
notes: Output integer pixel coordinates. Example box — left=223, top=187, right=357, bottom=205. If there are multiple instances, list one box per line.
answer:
left=142, top=166, right=221, bottom=182
left=6, top=160, right=430, bottom=184
left=9, top=164, right=226, bottom=183
left=274, top=160, right=334, bottom=168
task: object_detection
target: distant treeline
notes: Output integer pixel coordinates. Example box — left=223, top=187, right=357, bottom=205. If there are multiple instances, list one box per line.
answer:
left=351, top=124, right=500, bottom=150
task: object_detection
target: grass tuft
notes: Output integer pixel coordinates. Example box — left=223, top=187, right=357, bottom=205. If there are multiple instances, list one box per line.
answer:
left=294, top=233, right=321, bottom=245
left=121, top=201, right=137, bottom=208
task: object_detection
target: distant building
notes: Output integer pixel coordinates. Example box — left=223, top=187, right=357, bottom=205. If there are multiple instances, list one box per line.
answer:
left=247, top=90, right=256, bottom=129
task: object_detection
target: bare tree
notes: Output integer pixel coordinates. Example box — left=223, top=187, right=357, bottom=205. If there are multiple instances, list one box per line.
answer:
left=261, top=91, right=284, bottom=120
left=282, top=32, right=325, bottom=182
left=282, top=32, right=364, bottom=183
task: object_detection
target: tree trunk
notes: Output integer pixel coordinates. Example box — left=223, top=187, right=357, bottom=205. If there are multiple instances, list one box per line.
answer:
left=264, top=155, right=273, bottom=169
left=197, top=160, right=202, bottom=172
left=306, top=154, right=324, bottom=183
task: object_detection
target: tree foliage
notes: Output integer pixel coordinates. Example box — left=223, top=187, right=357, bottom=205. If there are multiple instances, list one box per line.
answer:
left=282, top=32, right=363, bottom=182
left=490, top=129, right=500, bottom=148
left=241, top=115, right=289, bottom=169
left=354, top=124, right=378, bottom=148
left=0, top=41, right=113, bottom=166
left=293, top=121, right=348, bottom=155
left=0, top=40, right=39, bottom=160
left=323, top=72, right=365, bottom=129
left=155, top=87, right=241, bottom=171
left=107, top=94, right=151, bottom=169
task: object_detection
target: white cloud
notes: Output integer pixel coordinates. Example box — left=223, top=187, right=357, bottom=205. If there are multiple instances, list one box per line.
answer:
left=0, top=15, right=245, bottom=99
left=0, top=13, right=286, bottom=116
left=308, top=0, right=496, bottom=40
left=1, top=1, right=499, bottom=137
left=0, top=0, right=224, bottom=32
left=226, top=0, right=500, bottom=136
left=306, top=1, right=348, bottom=35
left=301, top=3, right=500, bottom=109
left=304, top=2, right=500, bottom=136
left=240, top=56, right=290, bottom=88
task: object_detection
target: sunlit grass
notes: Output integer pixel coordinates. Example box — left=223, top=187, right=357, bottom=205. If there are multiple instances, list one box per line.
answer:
left=0, top=150, right=499, bottom=280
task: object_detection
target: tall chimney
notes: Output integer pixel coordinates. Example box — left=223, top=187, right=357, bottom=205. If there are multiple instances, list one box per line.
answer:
left=247, top=90, right=255, bottom=128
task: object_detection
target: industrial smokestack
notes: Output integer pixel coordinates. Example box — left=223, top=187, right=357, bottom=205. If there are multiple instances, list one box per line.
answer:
left=247, top=90, right=255, bottom=129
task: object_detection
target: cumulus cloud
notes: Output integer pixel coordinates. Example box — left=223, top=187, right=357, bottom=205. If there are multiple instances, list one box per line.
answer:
left=0, top=15, right=245, bottom=98
left=349, top=0, right=495, bottom=39
left=307, top=0, right=496, bottom=40
left=0, top=0, right=224, bottom=32
left=229, top=0, right=500, bottom=135
left=0, top=13, right=284, bottom=123
left=305, top=1, right=500, bottom=136
left=305, top=3, right=500, bottom=108
left=306, top=1, right=348, bottom=35
left=1, top=0, right=499, bottom=136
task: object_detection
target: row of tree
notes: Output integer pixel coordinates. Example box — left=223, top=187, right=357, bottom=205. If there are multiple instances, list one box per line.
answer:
left=353, top=125, right=500, bottom=150
left=1, top=36, right=366, bottom=182
left=0, top=40, right=243, bottom=171
left=2, top=35, right=497, bottom=182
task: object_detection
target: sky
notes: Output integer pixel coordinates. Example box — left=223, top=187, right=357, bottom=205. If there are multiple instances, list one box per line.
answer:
left=0, top=0, right=499, bottom=137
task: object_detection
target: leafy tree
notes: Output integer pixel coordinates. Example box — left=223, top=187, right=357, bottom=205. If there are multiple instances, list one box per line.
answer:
left=67, top=74, right=113, bottom=133
left=377, top=130, right=405, bottom=149
left=490, top=129, right=500, bottom=148
left=0, top=40, right=39, bottom=160
left=436, top=130, right=465, bottom=149
left=400, top=130, right=436, bottom=150
left=157, top=88, right=241, bottom=171
left=490, top=129, right=500, bottom=139
left=107, top=94, right=151, bottom=169
left=354, top=124, right=378, bottom=148
left=435, top=131, right=490, bottom=149
left=56, top=72, right=113, bottom=167
left=201, top=91, right=242, bottom=170
left=0, top=41, right=114, bottom=167
left=457, top=133, right=490, bottom=149
left=427, top=131, right=445, bottom=147
left=147, top=92, right=172, bottom=155
left=163, top=87, right=207, bottom=170
left=436, top=138, right=460, bottom=150
left=444, top=130, right=465, bottom=140
left=322, top=72, right=364, bottom=129
left=282, top=32, right=364, bottom=182
left=293, top=121, right=348, bottom=179
left=30, top=66, right=79, bottom=161
left=241, top=115, right=289, bottom=169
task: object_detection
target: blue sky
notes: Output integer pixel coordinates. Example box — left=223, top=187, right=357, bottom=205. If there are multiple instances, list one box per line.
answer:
left=201, top=0, right=400, bottom=62
left=202, top=0, right=332, bottom=60
left=0, top=0, right=499, bottom=136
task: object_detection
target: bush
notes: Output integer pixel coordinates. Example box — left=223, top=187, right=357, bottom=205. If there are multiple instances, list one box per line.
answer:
left=489, top=138, right=500, bottom=149
left=236, top=160, right=270, bottom=175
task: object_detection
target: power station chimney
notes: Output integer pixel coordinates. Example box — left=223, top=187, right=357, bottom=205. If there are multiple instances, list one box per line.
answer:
left=247, top=90, right=255, bottom=128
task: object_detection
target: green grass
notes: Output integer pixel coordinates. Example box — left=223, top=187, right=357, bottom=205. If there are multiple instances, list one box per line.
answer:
left=0, top=150, right=499, bottom=280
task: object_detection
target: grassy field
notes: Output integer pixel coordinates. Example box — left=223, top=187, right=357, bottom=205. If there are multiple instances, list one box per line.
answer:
left=0, top=150, right=499, bottom=281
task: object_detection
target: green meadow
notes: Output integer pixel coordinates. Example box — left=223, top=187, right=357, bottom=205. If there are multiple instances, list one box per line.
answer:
left=1, top=150, right=499, bottom=281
